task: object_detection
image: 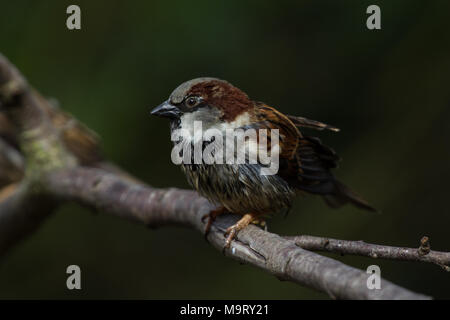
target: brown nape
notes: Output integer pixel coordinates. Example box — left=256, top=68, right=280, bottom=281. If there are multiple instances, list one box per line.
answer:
left=189, top=80, right=253, bottom=121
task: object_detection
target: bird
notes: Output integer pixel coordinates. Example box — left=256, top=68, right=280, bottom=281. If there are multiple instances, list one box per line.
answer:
left=151, top=77, right=376, bottom=249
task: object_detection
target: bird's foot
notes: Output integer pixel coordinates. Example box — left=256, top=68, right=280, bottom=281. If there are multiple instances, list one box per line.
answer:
left=251, top=218, right=267, bottom=231
left=202, top=206, right=227, bottom=238
left=223, top=213, right=261, bottom=251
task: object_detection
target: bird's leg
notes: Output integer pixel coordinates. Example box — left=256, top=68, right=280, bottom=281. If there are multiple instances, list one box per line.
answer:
left=223, top=213, right=261, bottom=249
left=202, top=206, right=227, bottom=236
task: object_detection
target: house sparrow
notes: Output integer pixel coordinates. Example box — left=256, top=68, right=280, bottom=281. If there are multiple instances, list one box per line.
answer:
left=151, top=78, right=375, bottom=248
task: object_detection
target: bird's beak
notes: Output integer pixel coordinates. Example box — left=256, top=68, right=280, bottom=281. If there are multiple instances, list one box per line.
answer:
left=150, top=101, right=181, bottom=119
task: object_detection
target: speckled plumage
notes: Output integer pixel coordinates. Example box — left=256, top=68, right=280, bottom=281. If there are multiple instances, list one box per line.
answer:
left=181, top=162, right=295, bottom=215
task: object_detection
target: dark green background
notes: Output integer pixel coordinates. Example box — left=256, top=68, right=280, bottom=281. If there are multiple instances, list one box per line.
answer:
left=0, top=0, right=449, bottom=299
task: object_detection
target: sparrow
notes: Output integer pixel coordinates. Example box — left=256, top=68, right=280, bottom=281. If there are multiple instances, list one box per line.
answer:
left=151, top=78, right=375, bottom=249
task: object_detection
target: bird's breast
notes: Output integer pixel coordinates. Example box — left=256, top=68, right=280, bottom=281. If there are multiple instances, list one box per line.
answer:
left=181, top=163, right=295, bottom=214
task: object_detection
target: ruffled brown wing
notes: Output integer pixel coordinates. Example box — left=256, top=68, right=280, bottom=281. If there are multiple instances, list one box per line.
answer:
left=253, top=103, right=375, bottom=212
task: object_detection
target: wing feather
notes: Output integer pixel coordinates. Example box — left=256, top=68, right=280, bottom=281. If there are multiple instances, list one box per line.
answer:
left=287, top=115, right=340, bottom=132
left=249, top=103, right=375, bottom=212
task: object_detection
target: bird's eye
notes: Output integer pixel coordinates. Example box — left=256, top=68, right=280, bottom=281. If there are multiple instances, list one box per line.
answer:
left=185, top=96, right=200, bottom=108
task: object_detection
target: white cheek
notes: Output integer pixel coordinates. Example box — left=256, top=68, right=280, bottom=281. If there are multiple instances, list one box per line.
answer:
left=179, top=111, right=251, bottom=144
left=179, top=113, right=197, bottom=138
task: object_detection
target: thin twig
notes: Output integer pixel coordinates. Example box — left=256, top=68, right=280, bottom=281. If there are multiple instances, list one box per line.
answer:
left=285, top=235, right=450, bottom=271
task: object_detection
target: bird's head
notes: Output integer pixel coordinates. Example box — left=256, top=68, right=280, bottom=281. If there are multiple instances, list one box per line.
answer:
left=151, top=78, right=253, bottom=130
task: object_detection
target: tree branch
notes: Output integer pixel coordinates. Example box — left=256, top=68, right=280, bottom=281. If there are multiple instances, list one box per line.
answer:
left=0, top=52, right=442, bottom=300
left=43, top=167, right=430, bottom=300
left=0, top=182, right=57, bottom=257
left=0, top=138, right=24, bottom=187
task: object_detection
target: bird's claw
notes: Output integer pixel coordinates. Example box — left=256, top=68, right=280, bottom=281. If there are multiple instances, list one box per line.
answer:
left=202, top=207, right=227, bottom=239
left=222, top=213, right=261, bottom=253
left=223, top=226, right=237, bottom=250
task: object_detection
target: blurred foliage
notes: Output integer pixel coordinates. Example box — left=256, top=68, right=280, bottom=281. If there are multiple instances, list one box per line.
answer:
left=0, top=0, right=449, bottom=299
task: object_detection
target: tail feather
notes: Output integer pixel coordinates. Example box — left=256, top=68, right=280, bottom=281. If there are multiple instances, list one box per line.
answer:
left=323, top=180, right=377, bottom=212
left=292, top=134, right=377, bottom=213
